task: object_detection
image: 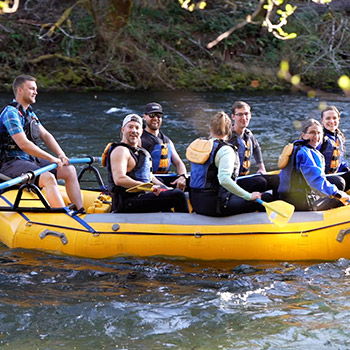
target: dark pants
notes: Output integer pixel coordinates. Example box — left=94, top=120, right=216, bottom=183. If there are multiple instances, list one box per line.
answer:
left=220, top=192, right=273, bottom=216
left=237, top=174, right=280, bottom=199
left=0, top=158, right=57, bottom=186
left=115, top=188, right=189, bottom=213
left=279, top=192, right=343, bottom=211
left=327, top=174, right=346, bottom=191
left=340, top=171, right=350, bottom=191
left=190, top=188, right=273, bottom=217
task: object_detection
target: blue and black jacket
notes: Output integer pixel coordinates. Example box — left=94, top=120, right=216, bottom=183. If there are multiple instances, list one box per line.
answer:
left=278, top=140, right=338, bottom=209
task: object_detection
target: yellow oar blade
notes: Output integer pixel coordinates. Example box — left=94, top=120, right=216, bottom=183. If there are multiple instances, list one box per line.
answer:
left=126, top=183, right=154, bottom=193
left=258, top=200, right=295, bottom=227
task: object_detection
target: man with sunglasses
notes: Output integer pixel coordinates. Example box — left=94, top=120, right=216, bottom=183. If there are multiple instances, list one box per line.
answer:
left=229, top=100, right=279, bottom=197
left=140, top=102, right=188, bottom=191
left=105, top=114, right=189, bottom=213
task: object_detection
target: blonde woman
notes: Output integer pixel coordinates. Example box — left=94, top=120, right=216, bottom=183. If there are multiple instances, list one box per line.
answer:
left=188, top=111, right=271, bottom=216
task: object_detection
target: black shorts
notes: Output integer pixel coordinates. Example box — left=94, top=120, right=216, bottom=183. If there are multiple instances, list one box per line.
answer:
left=0, top=158, right=58, bottom=186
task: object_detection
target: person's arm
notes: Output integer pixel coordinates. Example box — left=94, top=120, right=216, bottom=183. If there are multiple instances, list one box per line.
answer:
left=297, top=148, right=338, bottom=196
left=39, top=124, right=69, bottom=164
left=215, top=146, right=260, bottom=201
left=169, top=140, right=187, bottom=190
left=257, top=162, right=266, bottom=174
left=11, top=132, right=62, bottom=167
left=251, top=135, right=266, bottom=174
left=110, top=146, right=144, bottom=188
left=338, top=140, right=349, bottom=171
left=4, top=109, right=62, bottom=167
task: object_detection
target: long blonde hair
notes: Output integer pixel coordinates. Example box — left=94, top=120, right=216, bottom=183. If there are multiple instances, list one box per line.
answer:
left=210, top=111, right=232, bottom=139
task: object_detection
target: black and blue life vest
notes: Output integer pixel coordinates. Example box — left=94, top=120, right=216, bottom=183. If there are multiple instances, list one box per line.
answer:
left=278, top=140, right=310, bottom=197
left=0, top=101, right=41, bottom=158
left=105, top=142, right=152, bottom=194
left=190, top=139, right=238, bottom=191
left=229, top=129, right=254, bottom=176
left=319, top=128, right=344, bottom=173
left=141, top=130, right=172, bottom=173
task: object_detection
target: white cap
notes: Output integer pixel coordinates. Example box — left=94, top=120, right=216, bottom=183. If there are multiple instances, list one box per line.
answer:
left=122, top=114, right=143, bottom=127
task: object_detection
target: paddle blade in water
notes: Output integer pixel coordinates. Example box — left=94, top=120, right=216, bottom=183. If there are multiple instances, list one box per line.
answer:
left=263, top=200, right=295, bottom=227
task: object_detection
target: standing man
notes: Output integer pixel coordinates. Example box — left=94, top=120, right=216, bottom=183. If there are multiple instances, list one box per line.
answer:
left=140, top=102, right=188, bottom=191
left=0, top=75, right=84, bottom=211
left=106, top=114, right=189, bottom=213
left=229, top=100, right=279, bottom=195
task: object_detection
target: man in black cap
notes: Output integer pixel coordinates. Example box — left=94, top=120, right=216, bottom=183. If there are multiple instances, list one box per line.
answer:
left=141, top=102, right=188, bottom=191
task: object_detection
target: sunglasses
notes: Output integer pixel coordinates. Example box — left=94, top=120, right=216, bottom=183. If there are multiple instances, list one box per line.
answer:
left=148, top=113, right=162, bottom=119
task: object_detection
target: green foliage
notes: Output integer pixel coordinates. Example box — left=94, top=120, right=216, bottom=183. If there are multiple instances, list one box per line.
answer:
left=0, top=0, right=346, bottom=92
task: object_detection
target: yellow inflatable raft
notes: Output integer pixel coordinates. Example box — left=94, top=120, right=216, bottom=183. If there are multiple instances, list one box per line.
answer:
left=0, top=184, right=350, bottom=261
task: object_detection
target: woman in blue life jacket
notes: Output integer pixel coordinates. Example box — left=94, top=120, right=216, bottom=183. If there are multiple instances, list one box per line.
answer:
left=278, top=119, right=349, bottom=211
left=188, top=111, right=272, bottom=216
left=318, top=105, right=350, bottom=191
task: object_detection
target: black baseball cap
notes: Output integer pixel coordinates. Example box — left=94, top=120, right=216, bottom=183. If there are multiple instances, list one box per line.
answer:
left=144, top=102, right=163, bottom=115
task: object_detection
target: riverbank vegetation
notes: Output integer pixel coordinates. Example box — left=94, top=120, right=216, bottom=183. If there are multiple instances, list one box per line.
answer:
left=0, top=0, right=349, bottom=92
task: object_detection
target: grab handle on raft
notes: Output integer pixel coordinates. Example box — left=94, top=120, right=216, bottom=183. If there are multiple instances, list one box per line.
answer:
left=39, top=229, right=68, bottom=245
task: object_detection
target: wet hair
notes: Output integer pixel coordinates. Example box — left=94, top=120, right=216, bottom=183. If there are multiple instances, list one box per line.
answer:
left=210, top=111, right=232, bottom=138
left=320, top=105, right=345, bottom=142
left=12, top=75, right=36, bottom=96
left=231, top=101, right=251, bottom=115
left=301, top=118, right=322, bottom=137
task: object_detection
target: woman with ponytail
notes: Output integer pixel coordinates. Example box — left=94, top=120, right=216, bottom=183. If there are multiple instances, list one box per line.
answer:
left=188, top=111, right=272, bottom=216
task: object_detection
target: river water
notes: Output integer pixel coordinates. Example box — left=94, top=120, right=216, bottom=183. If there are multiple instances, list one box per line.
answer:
left=0, top=90, right=350, bottom=349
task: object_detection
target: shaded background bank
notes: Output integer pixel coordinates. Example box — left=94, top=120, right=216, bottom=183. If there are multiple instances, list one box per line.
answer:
left=0, top=0, right=350, bottom=93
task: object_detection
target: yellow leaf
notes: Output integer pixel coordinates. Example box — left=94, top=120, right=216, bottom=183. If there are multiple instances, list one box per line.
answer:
left=286, top=32, right=297, bottom=39
left=318, top=101, right=328, bottom=110
left=285, top=4, right=293, bottom=12
left=198, top=1, right=206, bottom=9
left=338, top=75, right=350, bottom=91
left=291, top=75, right=300, bottom=86
left=280, top=60, right=289, bottom=72
left=308, top=90, right=316, bottom=98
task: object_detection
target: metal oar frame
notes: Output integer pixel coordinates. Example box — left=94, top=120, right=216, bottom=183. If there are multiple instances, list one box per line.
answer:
left=77, top=156, right=106, bottom=191
left=0, top=156, right=106, bottom=213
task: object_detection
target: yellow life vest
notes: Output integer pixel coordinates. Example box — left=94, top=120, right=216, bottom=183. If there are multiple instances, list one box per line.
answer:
left=186, top=139, right=214, bottom=164
left=101, top=142, right=113, bottom=167
left=278, top=143, right=294, bottom=169
left=240, top=139, right=251, bottom=175
left=329, top=138, right=340, bottom=173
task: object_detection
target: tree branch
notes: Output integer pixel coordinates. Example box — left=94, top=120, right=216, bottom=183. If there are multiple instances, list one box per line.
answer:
left=207, top=0, right=265, bottom=49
